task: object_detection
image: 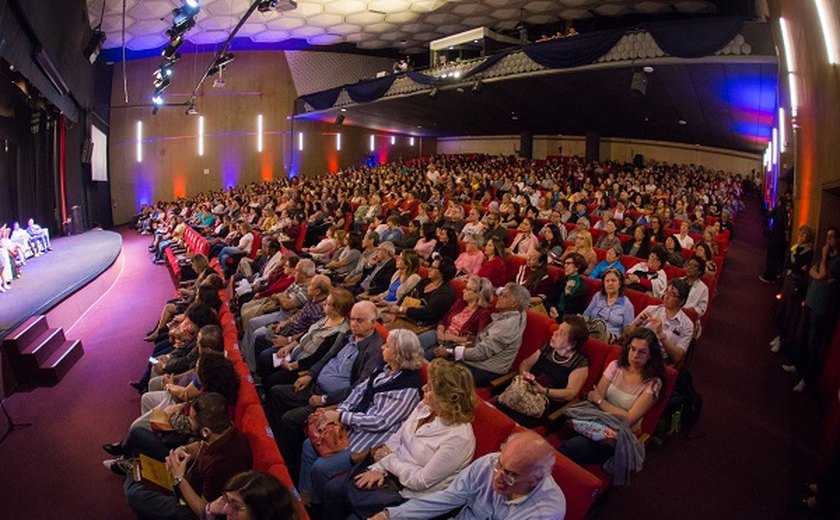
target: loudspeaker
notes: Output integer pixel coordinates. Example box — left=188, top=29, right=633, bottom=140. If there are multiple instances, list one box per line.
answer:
left=519, top=131, right=533, bottom=159
left=633, top=154, right=644, bottom=167
left=630, top=71, right=647, bottom=96
left=585, top=132, right=600, bottom=163
left=335, top=114, right=345, bottom=125
left=81, top=138, right=93, bottom=164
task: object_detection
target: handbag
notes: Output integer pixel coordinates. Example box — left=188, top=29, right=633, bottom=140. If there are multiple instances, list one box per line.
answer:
left=306, top=408, right=349, bottom=457
left=497, top=375, right=549, bottom=418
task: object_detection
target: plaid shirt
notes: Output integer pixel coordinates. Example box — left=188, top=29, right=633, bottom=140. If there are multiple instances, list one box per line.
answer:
left=288, top=297, right=326, bottom=337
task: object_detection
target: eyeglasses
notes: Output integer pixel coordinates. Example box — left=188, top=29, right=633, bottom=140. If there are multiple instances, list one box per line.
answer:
left=220, top=494, right=245, bottom=515
left=493, top=456, right=522, bottom=486
left=564, top=260, right=576, bottom=266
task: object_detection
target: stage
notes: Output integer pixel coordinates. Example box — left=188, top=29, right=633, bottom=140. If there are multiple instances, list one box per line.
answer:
left=0, top=230, right=123, bottom=338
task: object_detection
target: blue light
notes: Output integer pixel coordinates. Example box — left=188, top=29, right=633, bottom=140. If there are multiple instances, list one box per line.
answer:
left=152, top=95, right=164, bottom=105
left=185, top=0, right=199, bottom=8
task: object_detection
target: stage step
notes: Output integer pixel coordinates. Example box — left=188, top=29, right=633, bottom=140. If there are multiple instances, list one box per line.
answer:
left=2, top=315, right=83, bottom=387
left=38, top=340, right=84, bottom=385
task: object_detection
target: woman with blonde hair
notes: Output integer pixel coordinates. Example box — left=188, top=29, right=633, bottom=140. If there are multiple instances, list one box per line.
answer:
left=324, top=359, right=477, bottom=519
left=561, top=230, right=597, bottom=275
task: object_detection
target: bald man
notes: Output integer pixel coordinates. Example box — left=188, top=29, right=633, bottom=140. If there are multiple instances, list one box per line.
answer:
left=373, top=430, right=566, bottom=520
left=267, top=300, right=384, bottom=481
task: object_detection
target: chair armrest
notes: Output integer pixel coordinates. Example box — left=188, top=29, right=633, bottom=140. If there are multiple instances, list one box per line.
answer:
left=488, top=372, right=516, bottom=389
left=547, top=398, right=582, bottom=423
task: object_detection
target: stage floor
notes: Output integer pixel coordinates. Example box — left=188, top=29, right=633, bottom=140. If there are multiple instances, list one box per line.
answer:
left=0, top=229, right=122, bottom=337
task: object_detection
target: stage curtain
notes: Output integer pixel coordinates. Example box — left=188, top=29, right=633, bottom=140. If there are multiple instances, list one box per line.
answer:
left=407, top=71, right=441, bottom=86
left=346, top=75, right=398, bottom=103
left=301, top=87, right=342, bottom=110
left=646, top=17, right=745, bottom=58
left=522, top=30, right=623, bottom=69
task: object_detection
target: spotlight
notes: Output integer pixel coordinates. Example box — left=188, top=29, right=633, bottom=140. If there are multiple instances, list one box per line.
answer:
left=186, top=103, right=198, bottom=115
left=167, top=15, right=196, bottom=40
left=152, top=94, right=164, bottom=106
left=153, top=81, right=169, bottom=98
left=161, top=53, right=181, bottom=67
left=153, top=75, right=170, bottom=91
left=83, top=29, right=107, bottom=64
left=208, top=53, right=234, bottom=76
left=183, top=0, right=200, bottom=11
left=153, top=66, right=173, bottom=82
left=630, top=71, right=647, bottom=96
left=257, top=0, right=278, bottom=12
left=162, top=36, right=184, bottom=59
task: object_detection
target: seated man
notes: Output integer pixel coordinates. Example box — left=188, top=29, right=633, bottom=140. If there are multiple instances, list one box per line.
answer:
left=436, top=282, right=529, bottom=386
left=625, top=278, right=693, bottom=365
left=625, top=248, right=668, bottom=299
left=371, top=430, right=566, bottom=520
left=265, top=300, right=384, bottom=480
left=26, top=218, right=51, bottom=253
left=122, top=392, right=252, bottom=520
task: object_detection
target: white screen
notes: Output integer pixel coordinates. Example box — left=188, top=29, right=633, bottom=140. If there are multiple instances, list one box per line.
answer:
left=91, top=124, right=108, bottom=182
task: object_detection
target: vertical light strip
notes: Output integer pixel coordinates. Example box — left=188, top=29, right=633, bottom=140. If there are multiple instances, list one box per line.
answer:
left=409, top=137, right=415, bottom=146
left=779, top=17, right=796, bottom=72
left=778, top=107, right=786, bottom=149
left=772, top=128, right=778, bottom=165
left=369, top=135, right=375, bottom=151
left=788, top=74, right=799, bottom=118
left=815, top=0, right=839, bottom=64
left=298, top=132, right=303, bottom=151
left=257, top=114, right=263, bottom=152
left=390, top=136, right=395, bottom=145
left=198, top=116, right=204, bottom=156
left=136, top=121, right=142, bottom=163
left=336, top=133, right=341, bottom=151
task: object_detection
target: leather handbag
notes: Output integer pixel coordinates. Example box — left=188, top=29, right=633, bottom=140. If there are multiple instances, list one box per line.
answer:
left=305, top=409, right=349, bottom=457
left=497, top=375, right=549, bottom=418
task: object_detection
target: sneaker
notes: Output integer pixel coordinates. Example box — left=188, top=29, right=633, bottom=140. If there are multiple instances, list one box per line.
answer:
left=781, top=364, right=798, bottom=374
left=770, top=343, right=781, bottom=353
left=793, top=379, right=806, bottom=392
left=102, top=442, right=125, bottom=457
left=103, top=458, right=133, bottom=477
left=770, top=336, right=780, bottom=348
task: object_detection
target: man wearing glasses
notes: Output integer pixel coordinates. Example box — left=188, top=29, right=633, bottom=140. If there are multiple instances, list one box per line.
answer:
left=370, top=430, right=565, bottom=519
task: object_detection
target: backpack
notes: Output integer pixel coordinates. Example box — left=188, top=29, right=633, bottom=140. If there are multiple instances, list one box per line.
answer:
left=663, top=369, right=703, bottom=436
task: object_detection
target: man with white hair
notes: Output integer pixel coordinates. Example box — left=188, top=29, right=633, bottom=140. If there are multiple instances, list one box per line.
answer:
left=436, top=282, right=529, bottom=386
left=371, top=430, right=566, bottom=519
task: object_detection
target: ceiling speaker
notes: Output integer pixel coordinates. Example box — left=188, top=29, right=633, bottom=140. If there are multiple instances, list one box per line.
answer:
left=630, top=71, right=647, bottom=96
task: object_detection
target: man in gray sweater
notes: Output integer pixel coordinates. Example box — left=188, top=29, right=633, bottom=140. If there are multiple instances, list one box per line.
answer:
left=442, top=282, right=529, bottom=386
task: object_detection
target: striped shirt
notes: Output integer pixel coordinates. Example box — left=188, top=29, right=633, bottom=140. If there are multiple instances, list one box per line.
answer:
left=338, top=367, right=421, bottom=453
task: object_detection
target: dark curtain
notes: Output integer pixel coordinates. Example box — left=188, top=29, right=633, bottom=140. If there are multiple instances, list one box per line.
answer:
left=407, top=70, right=441, bottom=86
left=301, top=87, right=343, bottom=110
left=522, top=29, right=624, bottom=69
left=646, top=17, right=745, bottom=58
left=346, top=75, right=397, bottom=103
left=462, top=53, right=507, bottom=78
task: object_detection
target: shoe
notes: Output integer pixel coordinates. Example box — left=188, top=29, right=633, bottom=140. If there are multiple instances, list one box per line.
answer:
left=129, top=380, right=145, bottom=394
left=793, top=379, right=806, bottom=392
left=769, top=336, right=780, bottom=348
left=103, top=458, right=133, bottom=477
left=758, top=275, right=772, bottom=283
left=102, top=442, right=125, bottom=457
left=770, top=344, right=781, bottom=353
left=143, top=333, right=159, bottom=342
left=781, top=364, right=798, bottom=374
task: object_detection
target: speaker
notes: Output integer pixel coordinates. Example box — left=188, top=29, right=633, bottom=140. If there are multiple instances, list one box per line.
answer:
left=81, top=139, right=93, bottom=164
left=630, top=71, right=647, bottom=96
left=519, top=131, right=533, bottom=159
left=335, top=114, right=345, bottom=125
left=585, top=132, right=600, bottom=163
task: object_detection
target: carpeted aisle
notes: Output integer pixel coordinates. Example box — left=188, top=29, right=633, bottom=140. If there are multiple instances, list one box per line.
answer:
left=0, top=227, right=174, bottom=519
left=596, top=196, right=821, bottom=519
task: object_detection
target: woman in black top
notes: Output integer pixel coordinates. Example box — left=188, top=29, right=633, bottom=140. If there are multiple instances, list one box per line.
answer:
left=433, top=227, right=460, bottom=262
left=623, top=225, right=651, bottom=259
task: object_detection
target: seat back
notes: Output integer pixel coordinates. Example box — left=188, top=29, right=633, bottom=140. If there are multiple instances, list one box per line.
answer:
left=248, top=230, right=262, bottom=260
left=577, top=339, right=618, bottom=397
left=504, top=255, right=527, bottom=284
left=625, top=288, right=651, bottom=315
left=471, top=399, right=518, bottom=459
left=515, top=311, right=558, bottom=371
left=640, top=365, right=679, bottom=437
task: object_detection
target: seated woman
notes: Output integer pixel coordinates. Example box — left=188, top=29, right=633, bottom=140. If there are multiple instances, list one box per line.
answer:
left=217, top=222, right=255, bottom=277
left=702, top=226, right=720, bottom=256
left=583, top=269, right=635, bottom=343
left=589, top=246, right=625, bottom=280
left=432, top=227, right=459, bottom=262
left=454, top=235, right=485, bottom=279
left=324, top=232, right=363, bottom=282
left=256, top=287, right=353, bottom=388
left=623, top=225, right=651, bottom=259
left=693, top=242, right=718, bottom=275
left=413, top=222, right=437, bottom=263
left=323, top=359, right=477, bottom=520
left=663, top=235, right=684, bottom=267
left=302, top=226, right=340, bottom=263
left=549, top=252, right=589, bottom=320
left=514, top=247, right=553, bottom=309
left=507, top=218, right=539, bottom=257
left=477, top=237, right=507, bottom=287
left=367, top=249, right=421, bottom=306
left=297, top=329, right=425, bottom=511
left=496, top=315, right=590, bottom=428
left=561, top=230, right=596, bottom=275
left=625, top=248, right=668, bottom=299
left=540, top=224, right=565, bottom=265
left=384, top=257, right=457, bottom=329
left=204, top=471, right=300, bottom=520
left=418, top=275, right=493, bottom=356
left=594, top=220, right=622, bottom=253
left=559, top=328, right=665, bottom=483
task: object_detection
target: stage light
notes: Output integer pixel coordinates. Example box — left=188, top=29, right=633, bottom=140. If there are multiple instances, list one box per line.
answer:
left=369, top=135, right=375, bottom=151
left=152, top=94, right=164, bottom=105
left=257, top=114, right=263, bottom=152
left=336, top=133, right=341, bottom=151
left=186, top=103, right=198, bottom=115
left=409, top=137, right=415, bottom=146
left=258, top=0, right=277, bottom=12
left=154, top=75, right=170, bottom=91
left=84, top=29, right=107, bottom=64
left=198, top=116, right=204, bottom=156
left=161, top=53, right=181, bottom=67
left=184, top=0, right=200, bottom=11
left=162, top=37, right=184, bottom=59
left=167, top=15, right=196, bottom=40
left=390, top=136, right=395, bottom=145
left=472, top=80, right=482, bottom=92
left=136, top=121, right=143, bottom=163
left=298, top=132, right=303, bottom=151
left=208, top=53, right=235, bottom=76
left=814, top=0, right=838, bottom=64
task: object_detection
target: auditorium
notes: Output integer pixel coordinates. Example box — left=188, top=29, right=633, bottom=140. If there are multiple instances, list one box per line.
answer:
left=0, top=0, right=839, bottom=518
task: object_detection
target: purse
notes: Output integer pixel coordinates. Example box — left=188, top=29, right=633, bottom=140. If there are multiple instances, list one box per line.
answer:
left=497, top=375, right=549, bottom=418
left=306, top=408, right=349, bottom=457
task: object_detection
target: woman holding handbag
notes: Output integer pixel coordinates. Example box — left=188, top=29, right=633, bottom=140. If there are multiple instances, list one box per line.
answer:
left=298, top=329, right=425, bottom=515
left=323, top=359, right=477, bottom=520
left=496, top=315, right=590, bottom=428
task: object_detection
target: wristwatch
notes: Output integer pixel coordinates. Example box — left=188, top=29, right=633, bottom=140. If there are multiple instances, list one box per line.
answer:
left=173, top=475, right=184, bottom=486
left=321, top=395, right=328, bottom=405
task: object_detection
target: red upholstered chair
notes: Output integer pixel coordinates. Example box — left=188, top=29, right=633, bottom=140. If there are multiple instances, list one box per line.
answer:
left=577, top=339, right=619, bottom=398
left=505, top=228, right=520, bottom=247
left=248, top=230, right=262, bottom=260
left=639, top=365, right=679, bottom=439
left=625, top=289, right=651, bottom=315
left=594, top=247, right=607, bottom=262
left=589, top=228, right=605, bottom=245
left=617, top=233, right=632, bottom=246
left=619, top=254, right=644, bottom=271
left=663, top=263, right=686, bottom=280
left=294, top=222, right=307, bottom=251
left=266, top=464, right=310, bottom=520
left=450, top=277, right=465, bottom=302
left=582, top=277, right=602, bottom=308
left=547, top=265, right=564, bottom=284
left=374, top=322, right=389, bottom=342
left=504, top=255, right=527, bottom=284
left=471, top=399, right=518, bottom=459
left=417, top=265, right=429, bottom=278
left=240, top=404, right=284, bottom=470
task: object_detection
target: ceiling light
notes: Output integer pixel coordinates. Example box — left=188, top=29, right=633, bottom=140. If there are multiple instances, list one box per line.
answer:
left=184, top=0, right=200, bottom=10
left=678, top=119, right=687, bottom=125
left=186, top=103, right=198, bottom=115
left=814, top=0, right=839, bottom=65
left=162, top=36, right=184, bottom=58
left=340, top=108, right=347, bottom=112
left=643, top=65, right=654, bottom=73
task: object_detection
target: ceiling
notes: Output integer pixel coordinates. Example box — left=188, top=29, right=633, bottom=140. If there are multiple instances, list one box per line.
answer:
left=87, top=0, right=724, bottom=55
left=298, top=59, right=778, bottom=154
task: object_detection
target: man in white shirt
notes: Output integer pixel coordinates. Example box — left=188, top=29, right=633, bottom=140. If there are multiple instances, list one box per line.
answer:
left=372, top=430, right=566, bottom=520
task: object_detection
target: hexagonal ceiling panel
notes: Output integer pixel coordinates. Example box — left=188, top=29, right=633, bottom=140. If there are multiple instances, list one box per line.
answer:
left=87, top=0, right=719, bottom=54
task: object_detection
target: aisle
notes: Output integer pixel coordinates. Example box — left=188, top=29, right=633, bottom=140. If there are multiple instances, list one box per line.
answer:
left=0, top=227, right=173, bottom=519
left=597, top=196, right=821, bottom=519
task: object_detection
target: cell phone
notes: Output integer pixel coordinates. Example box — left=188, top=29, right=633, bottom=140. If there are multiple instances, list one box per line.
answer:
left=148, top=356, right=160, bottom=365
